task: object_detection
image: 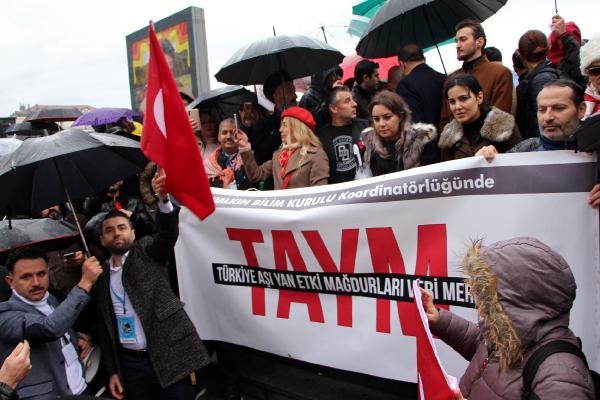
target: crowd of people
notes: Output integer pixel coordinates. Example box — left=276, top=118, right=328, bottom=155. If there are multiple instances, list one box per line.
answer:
left=0, top=12, right=599, bottom=400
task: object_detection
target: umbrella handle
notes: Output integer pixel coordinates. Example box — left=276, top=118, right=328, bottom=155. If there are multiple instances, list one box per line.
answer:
left=52, top=159, right=91, bottom=257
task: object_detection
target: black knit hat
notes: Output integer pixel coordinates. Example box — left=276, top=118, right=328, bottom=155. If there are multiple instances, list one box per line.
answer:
left=263, top=70, right=292, bottom=102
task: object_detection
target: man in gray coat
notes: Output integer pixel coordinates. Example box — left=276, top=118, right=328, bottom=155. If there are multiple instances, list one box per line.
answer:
left=0, top=246, right=102, bottom=399
left=94, top=170, right=210, bottom=400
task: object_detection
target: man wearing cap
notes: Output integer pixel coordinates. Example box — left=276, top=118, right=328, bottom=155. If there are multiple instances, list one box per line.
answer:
left=396, top=43, right=446, bottom=164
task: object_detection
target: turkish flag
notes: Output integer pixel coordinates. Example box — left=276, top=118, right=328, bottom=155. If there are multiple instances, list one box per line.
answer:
left=411, top=280, right=457, bottom=400
left=141, top=23, right=215, bottom=220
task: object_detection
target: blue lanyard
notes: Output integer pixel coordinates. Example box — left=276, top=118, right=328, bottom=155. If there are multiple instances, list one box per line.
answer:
left=109, top=274, right=127, bottom=314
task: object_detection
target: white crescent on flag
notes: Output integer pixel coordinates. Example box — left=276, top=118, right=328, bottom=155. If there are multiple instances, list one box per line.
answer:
left=152, top=89, right=167, bottom=138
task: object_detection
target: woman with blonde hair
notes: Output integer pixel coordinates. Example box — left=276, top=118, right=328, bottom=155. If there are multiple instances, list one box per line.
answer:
left=237, top=106, right=329, bottom=189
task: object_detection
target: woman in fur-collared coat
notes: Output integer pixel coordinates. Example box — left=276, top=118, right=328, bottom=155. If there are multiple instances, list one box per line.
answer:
left=439, top=74, right=522, bottom=161
left=420, top=238, right=594, bottom=399
left=363, top=91, right=437, bottom=177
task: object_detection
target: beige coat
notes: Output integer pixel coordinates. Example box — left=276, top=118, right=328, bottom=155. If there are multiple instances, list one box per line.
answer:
left=241, top=146, right=329, bottom=189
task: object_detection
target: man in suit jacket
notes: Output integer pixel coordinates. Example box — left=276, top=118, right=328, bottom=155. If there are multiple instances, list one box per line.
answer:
left=95, top=170, right=210, bottom=400
left=0, top=246, right=102, bottom=399
left=396, top=43, right=446, bottom=164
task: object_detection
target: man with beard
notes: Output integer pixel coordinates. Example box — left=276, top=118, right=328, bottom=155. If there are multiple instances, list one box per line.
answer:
left=94, top=170, right=210, bottom=400
left=0, top=246, right=102, bottom=399
left=476, top=80, right=600, bottom=206
left=439, top=19, right=513, bottom=129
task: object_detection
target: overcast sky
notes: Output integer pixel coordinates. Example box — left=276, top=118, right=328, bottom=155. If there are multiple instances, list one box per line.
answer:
left=0, top=0, right=597, bottom=116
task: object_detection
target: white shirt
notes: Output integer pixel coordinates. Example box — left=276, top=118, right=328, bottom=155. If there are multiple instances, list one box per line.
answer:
left=13, top=290, right=86, bottom=395
left=107, top=198, right=173, bottom=351
left=108, top=251, right=147, bottom=350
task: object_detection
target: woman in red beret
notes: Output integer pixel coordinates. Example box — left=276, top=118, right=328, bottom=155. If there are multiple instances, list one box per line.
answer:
left=237, top=106, right=329, bottom=189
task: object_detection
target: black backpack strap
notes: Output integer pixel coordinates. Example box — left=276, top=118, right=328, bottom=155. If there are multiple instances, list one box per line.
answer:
left=522, top=340, right=588, bottom=400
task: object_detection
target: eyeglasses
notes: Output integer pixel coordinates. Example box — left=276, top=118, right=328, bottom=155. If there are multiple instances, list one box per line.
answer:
left=587, top=66, right=600, bottom=77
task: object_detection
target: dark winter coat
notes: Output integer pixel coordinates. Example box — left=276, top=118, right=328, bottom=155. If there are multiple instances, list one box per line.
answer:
left=396, top=63, right=446, bottom=164
left=94, top=210, right=210, bottom=389
left=299, top=66, right=342, bottom=129
left=362, top=122, right=437, bottom=176
left=430, top=238, right=594, bottom=399
left=439, top=107, right=522, bottom=161
left=352, top=84, right=375, bottom=120
left=516, top=60, right=561, bottom=139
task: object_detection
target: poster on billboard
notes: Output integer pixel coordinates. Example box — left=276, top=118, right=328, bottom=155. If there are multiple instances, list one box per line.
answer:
left=126, top=7, right=210, bottom=114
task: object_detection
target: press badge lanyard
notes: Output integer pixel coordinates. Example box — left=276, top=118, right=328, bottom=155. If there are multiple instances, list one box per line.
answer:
left=109, top=277, right=127, bottom=315
left=109, top=274, right=137, bottom=344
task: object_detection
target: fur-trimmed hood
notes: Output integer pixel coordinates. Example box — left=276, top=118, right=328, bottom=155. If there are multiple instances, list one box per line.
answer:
left=580, top=32, right=600, bottom=74
left=439, top=107, right=516, bottom=149
left=362, top=122, right=437, bottom=170
left=461, top=237, right=576, bottom=371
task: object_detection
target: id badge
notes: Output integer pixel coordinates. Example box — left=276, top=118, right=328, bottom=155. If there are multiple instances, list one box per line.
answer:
left=117, top=315, right=137, bottom=344
left=61, top=343, right=79, bottom=366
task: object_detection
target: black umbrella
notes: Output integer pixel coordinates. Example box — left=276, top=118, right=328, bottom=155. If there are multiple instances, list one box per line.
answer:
left=4, top=121, right=59, bottom=138
left=0, top=128, right=148, bottom=254
left=0, top=218, right=79, bottom=253
left=215, top=34, right=345, bottom=85
left=25, top=106, right=83, bottom=122
left=188, top=86, right=258, bottom=120
left=356, top=0, right=507, bottom=72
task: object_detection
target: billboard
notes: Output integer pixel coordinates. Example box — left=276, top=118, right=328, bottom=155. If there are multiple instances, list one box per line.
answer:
left=126, top=7, right=210, bottom=113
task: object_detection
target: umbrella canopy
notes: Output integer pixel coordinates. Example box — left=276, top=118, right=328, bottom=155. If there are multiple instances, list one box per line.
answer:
left=72, top=107, right=136, bottom=127
left=25, top=106, right=83, bottom=122
left=0, top=218, right=79, bottom=253
left=0, top=128, right=148, bottom=215
left=4, top=121, right=59, bottom=138
left=188, top=86, right=257, bottom=120
left=356, top=0, right=507, bottom=59
left=340, top=53, right=399, bottom=81
left=215, top=34, right=345, bottom=85
left=0, top=138, right=22, bottom=157
left=347, top=0, right=386, bottom=37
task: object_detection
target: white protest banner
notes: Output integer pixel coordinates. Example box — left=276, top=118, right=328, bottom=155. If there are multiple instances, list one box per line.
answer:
left=175, top=151, right=600, bottom=382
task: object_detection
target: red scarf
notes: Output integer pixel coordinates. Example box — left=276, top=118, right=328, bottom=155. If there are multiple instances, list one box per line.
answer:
left=278, top=148, right=296, bottom=189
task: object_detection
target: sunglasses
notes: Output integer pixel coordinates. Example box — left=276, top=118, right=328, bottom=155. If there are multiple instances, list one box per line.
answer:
left=587, top=66, right=600, bottom=77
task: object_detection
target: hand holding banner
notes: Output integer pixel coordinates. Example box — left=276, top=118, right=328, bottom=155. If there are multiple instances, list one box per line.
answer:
left=412, top=280, right=457, bottom=400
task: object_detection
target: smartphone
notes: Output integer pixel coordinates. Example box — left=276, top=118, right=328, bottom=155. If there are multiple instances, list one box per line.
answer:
left=242, top=102, right=253, bottom=116
left=233, top=113, right=239, bottom=131
left=64, top=251, right=76, bottom=259
left=188, top=108, right=200, bottom=126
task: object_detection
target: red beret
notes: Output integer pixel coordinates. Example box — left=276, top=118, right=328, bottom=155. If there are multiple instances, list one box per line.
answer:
left=281, top=106, right=316, bottom=132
